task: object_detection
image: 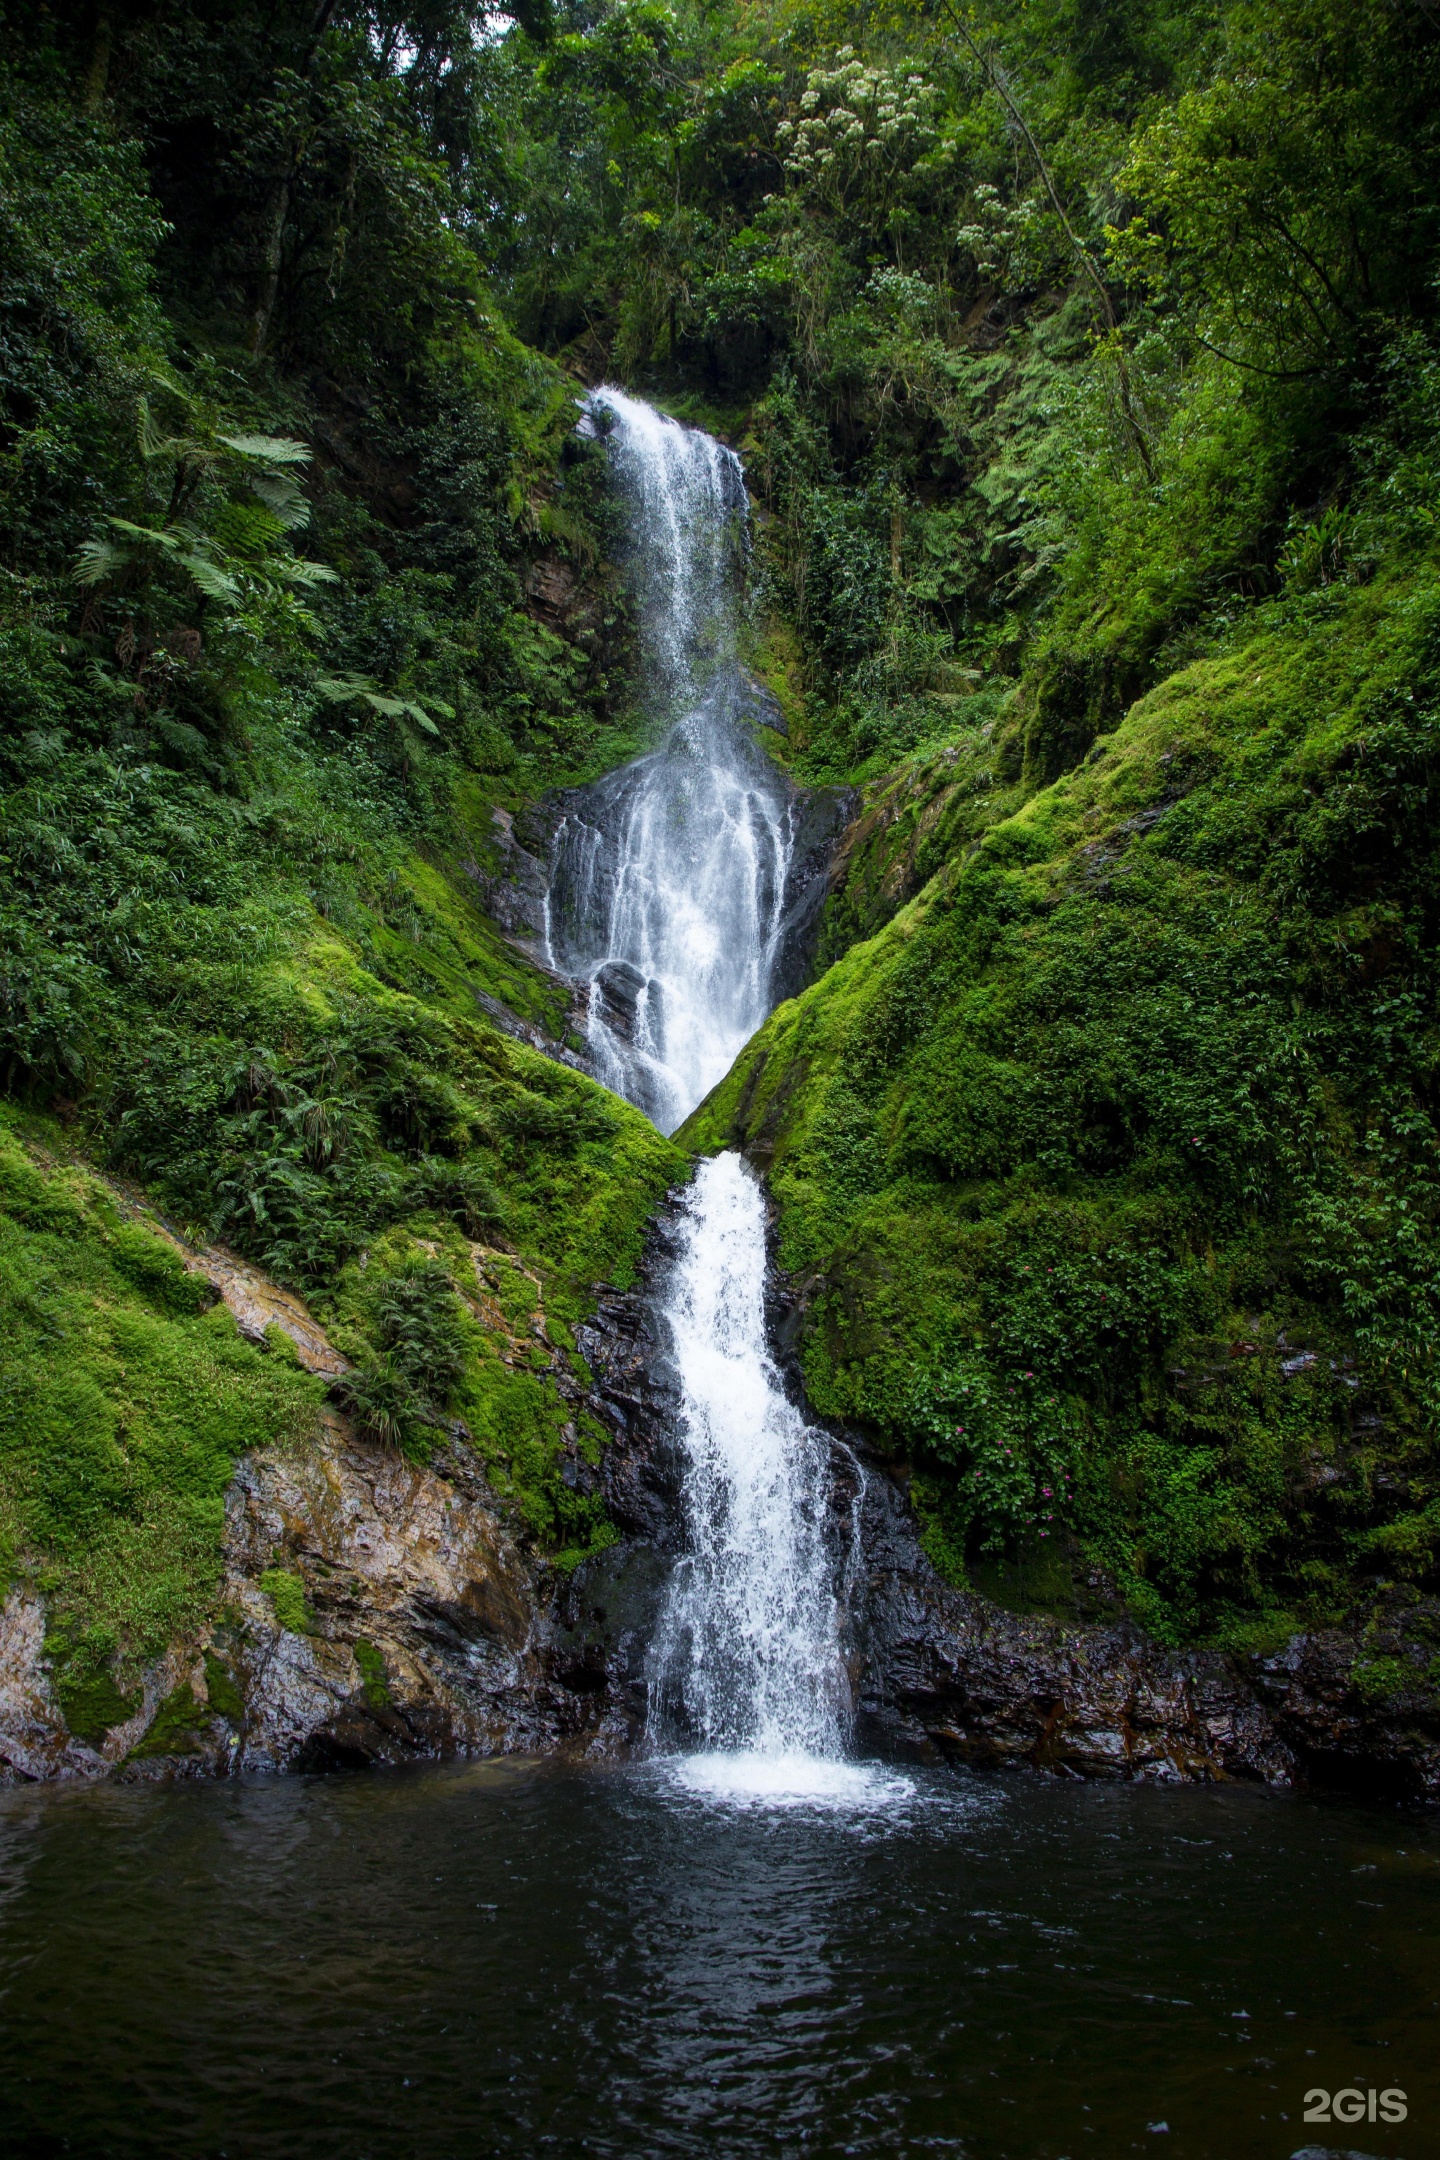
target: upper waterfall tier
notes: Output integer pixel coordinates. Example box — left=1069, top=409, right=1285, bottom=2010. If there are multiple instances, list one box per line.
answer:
left=544, top=389, right=824, bottom=1134
left=579, top=385, right=749, bottom=702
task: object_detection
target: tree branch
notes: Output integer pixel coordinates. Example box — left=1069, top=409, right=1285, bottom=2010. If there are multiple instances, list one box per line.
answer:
left=938, top=0, right=1156, bottom=483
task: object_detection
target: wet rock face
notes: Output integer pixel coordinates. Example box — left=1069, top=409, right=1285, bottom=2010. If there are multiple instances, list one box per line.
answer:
left=213, top=1411, right=629, bottom=1776
left=833, top=1444, right=1440, bottom=1800
left=1250, top=1607, right=1440, bottom=1799
left=470, top=800, right=563, bottom=964
left=196, top=1201, right=697, bottom=1778
left=843, top=1456, right=1297, bottom=1786
left=592, top=959, right=651, bottom=1045
left=575, top=1213, right=690, bottom=1552
left=0, top=1414, right=645, bottom=1789
left=0, top=1590, right=110, bottom=1784
left=0, top=1206, right=688, bottom=1787
left=766, top=778, right=859, bottom=1006
left=156, top=1217, right=693, bottom=1782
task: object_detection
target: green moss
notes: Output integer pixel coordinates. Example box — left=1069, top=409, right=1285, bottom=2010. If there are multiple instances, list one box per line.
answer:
left=745, top=616, right=810, bottom=749
left=56, top=1667, right=140, bottom=1746
left=353, top=849, right=573, bottom=1041
left=110, top=1223, right=214, bottom=1316
left=258, top=1567, right=314, bottom=1635
left=909, top=1470, right=970, bottom=1589
left=125, top=1679, right=210, bottom=1760
left=202, top=1649, right=245, bottom=1722
left=551, top=1518, right=619, bottom=1575
left=0, top=1116, right=325, bottom=1677
left=352, top=1638, right=390, bottom=1710
left=1352, top=1654, right=1412, bottom=1705
left=261, top=1322, right=303, bottom=1366
left=686, top=558, right=1440, bottom=1644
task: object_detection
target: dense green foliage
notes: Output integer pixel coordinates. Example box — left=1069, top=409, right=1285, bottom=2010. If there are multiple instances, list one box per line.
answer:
left=0, top=0, right=682, bottom=1678
left=4, top=0, right=1440, bottom=1675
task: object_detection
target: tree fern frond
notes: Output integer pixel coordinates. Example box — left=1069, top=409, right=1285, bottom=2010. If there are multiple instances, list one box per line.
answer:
left=178, top=552, right=241, bottom=602
left=314, top=673, right=379, bottom=702
left=108, top=516, right=182, bottom=551
left=282, top=558, right=340, bottom=587
left=219, top=432, right=311, bottom=465
left=74, top=539, right=124, bottom=586
left=248, top=467, right=311, bottom=529
left=313, top=674, right=443, bottom=733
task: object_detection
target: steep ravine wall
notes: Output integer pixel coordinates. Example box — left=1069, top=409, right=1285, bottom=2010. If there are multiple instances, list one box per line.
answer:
left=5, top=730, right=1437, bottom=1795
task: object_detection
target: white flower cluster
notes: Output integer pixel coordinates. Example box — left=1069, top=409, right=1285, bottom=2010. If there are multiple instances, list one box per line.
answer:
left=955, top=180, right=1041, bottom=283
left=775, top=47, right=938, bottom=187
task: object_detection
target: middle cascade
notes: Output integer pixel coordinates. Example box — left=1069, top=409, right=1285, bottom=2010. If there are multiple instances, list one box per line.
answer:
left=544, top=386, right=803, bottom=1136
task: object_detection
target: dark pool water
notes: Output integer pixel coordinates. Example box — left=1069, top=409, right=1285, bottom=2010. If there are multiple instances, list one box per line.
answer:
left=0, top=1756, right=1436, bottom=2160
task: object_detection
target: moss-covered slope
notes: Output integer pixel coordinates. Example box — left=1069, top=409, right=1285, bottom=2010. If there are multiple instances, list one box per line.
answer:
left=1, top=1034, right=680, bottom=1733
left=0, top=1113, right=323, bottom=1731
left=685, top=559, right=1440, bottom=1647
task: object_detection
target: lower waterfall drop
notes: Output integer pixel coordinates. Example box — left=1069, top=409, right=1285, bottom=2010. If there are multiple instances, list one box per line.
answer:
left=648, top=1152, right=886, bottom=1805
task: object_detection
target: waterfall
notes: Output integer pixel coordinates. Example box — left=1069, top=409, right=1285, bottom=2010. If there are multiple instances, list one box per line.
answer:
left=646, top=1153, right=852, bottom=1770
left=545, top=387, right=802, bottom=1136
left=550, top=391, right=882, bottom=1802
left=578, top=385, right=746, bottom=701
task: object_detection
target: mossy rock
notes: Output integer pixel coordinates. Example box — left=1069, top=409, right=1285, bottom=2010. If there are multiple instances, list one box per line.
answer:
left=352, top=1638, right=391, bottom=1710
left=56, top=1669, right=141, bottom=1747
left=259, top=1567, right=315, bottom=1635
left=203, top=1650, right=246, bottom=1722
left=125, top=1680, right=212, bottom=1761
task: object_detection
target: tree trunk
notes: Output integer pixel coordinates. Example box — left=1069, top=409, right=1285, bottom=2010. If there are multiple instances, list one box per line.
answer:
left=250, top=169, right=292, bottom=358
left=83, top=3, right=113, bottom=110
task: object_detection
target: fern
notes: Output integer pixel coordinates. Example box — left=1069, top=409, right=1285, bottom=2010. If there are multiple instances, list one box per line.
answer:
left=314, top=673, right=451, bottom=734
left=216, top=433, right=310, bottom=465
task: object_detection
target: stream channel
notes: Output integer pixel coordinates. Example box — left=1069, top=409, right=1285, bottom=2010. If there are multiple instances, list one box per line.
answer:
left=1, top=394, right=1437, bottom=2160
